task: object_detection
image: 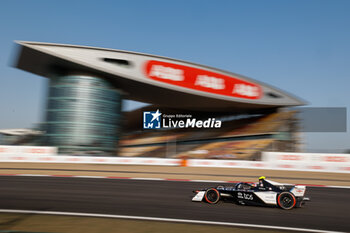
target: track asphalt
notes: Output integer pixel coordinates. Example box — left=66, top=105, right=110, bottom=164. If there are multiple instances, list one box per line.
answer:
left=0, top=176, right=348, bottom=232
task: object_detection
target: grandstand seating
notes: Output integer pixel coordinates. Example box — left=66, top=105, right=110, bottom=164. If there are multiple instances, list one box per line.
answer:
left=221, top=111, right=295, bottom=137
left=118, top=110, right=297, bottom=160
left=120, top=132, right=184, bottom=146
left=118, top=145, right=162, bottom=157
left=175, top=139, right=274, bottom=159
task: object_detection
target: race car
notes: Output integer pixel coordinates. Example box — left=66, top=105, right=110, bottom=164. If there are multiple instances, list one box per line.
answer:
left=192, top=177, right=310, bottom=210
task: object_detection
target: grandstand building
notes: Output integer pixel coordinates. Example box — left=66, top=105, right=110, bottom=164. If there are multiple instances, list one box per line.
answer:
left=13, top=41, right=305, bottom=159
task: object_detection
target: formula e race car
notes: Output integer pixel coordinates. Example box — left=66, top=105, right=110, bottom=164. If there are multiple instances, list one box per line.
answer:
left=192, top=177, right=310, bottom=210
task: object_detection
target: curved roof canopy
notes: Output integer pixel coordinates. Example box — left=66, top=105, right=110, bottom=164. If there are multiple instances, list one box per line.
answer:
left=14, top=41, right=305, bottom=111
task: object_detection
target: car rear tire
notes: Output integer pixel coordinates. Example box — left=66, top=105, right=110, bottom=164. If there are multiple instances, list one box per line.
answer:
left=204, top=188, right=220, bottom=204
left=277, top=192, right=296, bottom=210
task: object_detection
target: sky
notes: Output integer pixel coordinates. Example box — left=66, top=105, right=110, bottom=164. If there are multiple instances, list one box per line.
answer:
left=0, top=0, right=349, bottom=152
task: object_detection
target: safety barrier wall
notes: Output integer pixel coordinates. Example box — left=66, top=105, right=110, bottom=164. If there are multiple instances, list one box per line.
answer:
left=0, top=146, right=57, bottom=156
left=0, top=154, right=180, bottom=166
left=0, top=146, right=349, bottom=173
left=261, top=152, right=350, bottom=173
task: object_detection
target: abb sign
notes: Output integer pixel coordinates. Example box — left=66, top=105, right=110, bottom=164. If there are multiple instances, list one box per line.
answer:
left=144, top=60, right=262, bottom=99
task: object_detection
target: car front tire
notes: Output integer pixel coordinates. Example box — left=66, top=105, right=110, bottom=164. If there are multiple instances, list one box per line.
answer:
left=204, top=188, right=220, bottom=204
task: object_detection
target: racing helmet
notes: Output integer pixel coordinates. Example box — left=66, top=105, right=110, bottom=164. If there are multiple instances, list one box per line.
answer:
left=258, top=176, right=265, bottom=187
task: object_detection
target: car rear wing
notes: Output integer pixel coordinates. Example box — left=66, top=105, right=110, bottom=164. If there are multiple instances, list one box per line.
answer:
left=290, top=185, right=306, bottom=197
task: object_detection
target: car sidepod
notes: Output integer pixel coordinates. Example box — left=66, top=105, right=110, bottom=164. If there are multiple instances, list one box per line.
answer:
left=234, top=190, right=278, bottom=207
left=253, top=191, right=278, bottom=205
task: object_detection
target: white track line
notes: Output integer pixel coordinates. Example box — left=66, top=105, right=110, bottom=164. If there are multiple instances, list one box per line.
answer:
left=16, top=174, right=50, bottom=177
left=326, top=185, right=350, bottom=189
left=190, top=179, right=227, bottom=183
left=1, top=173, right=350, bottom=189
left=130, top=177, right=165, bottom=181
left=74, top=175, right=106, bottom=179
left=0, top=209, right=344, bottom=233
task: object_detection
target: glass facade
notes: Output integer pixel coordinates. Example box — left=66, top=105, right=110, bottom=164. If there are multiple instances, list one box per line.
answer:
left=44, top=75, right=121, bottom=154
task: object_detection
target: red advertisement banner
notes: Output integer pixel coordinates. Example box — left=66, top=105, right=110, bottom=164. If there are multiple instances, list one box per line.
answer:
left=144, top=60, right=262, bottom=99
